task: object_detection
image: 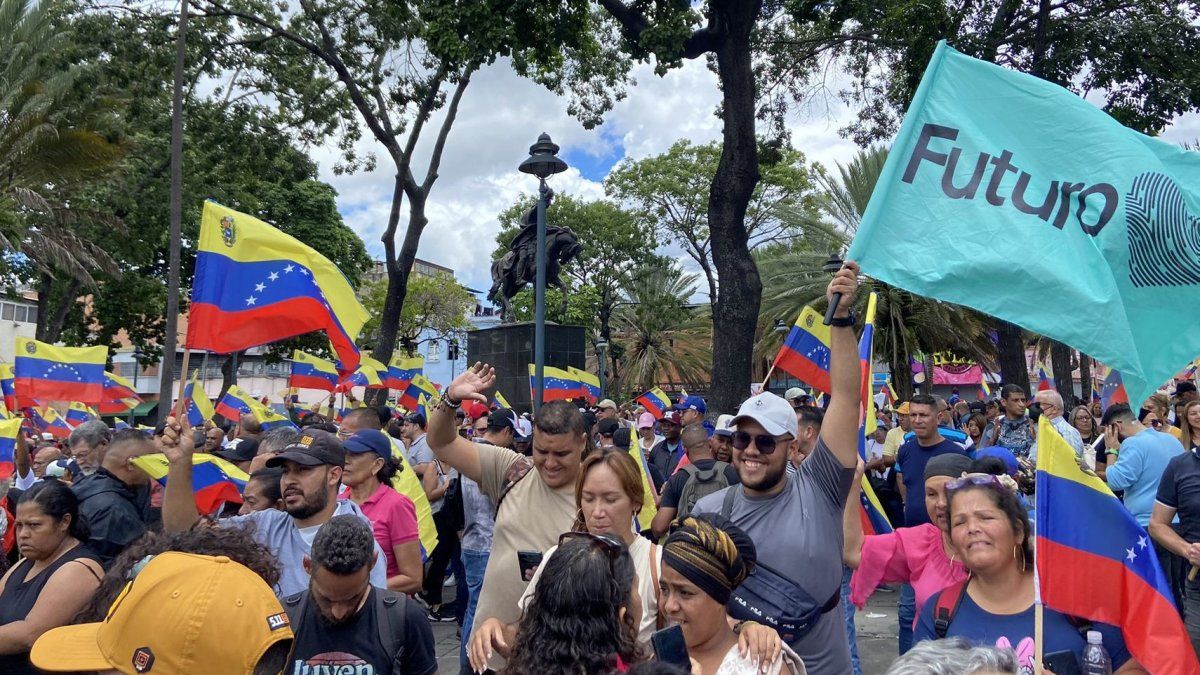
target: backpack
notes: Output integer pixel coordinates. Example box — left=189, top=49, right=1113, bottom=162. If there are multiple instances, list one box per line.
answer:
left=494, top=455, right=534, bottom=517
left=677, top=461, right=731, bottom=519
left=933, top=578, right=1091, bottom=639
left=434, top=459, right=465, bottom=533
left=284, top=587, right=408, bottom=662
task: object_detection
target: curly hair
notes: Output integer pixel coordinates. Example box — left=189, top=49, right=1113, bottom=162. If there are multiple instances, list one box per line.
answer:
left=73, top=525, right=282, bottom=623
left=505, top=536, right=644, bottom=674
left=310, top=514, right=375, bottom=575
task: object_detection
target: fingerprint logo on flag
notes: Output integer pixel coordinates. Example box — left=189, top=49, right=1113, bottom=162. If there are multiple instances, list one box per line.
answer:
left=1127, top=172, right=1200, bottom=287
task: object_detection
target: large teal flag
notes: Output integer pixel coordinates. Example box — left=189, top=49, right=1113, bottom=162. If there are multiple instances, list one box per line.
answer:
left=848, top=41, right=1200, bottom=406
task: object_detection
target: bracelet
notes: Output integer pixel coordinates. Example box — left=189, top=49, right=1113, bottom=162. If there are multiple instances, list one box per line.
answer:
left=438, top=395, right=462, bottom=410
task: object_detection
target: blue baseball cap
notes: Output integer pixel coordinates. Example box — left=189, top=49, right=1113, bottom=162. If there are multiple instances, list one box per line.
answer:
left=674, top=396, right=707, bottom=415
left=342, top=429, right=391, bottom=461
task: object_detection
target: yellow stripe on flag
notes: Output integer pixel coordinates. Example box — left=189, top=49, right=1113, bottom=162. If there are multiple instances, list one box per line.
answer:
left=388, top=438, right=439, bottom=556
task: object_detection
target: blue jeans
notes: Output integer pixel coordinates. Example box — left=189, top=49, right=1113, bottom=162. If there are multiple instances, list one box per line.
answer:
left=899, top=582, right=916, bottom=655
left=459, top=548, right=490, bottom=673
left=841, top=565, right=862, bottom=675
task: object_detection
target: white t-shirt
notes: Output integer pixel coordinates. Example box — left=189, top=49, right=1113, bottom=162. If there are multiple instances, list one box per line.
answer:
left=14, top=467, right=38, bottom=491
left=518, top=535, right=662, bottom=646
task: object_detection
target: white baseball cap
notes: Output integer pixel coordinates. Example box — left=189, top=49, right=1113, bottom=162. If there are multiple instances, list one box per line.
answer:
left=714, top=414, right=735, bottom=438
left=784, top=387, right=808, bottom=401
left=732, top=392, right=799, bottom=439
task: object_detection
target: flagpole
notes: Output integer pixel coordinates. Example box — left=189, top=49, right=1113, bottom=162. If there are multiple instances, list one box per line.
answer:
left=173, top=347, right=192, bottom=419
left=1033, top=522, right=1044, bottom=674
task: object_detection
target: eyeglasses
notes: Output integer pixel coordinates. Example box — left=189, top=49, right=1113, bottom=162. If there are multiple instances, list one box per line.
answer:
left=558, top=531, right=624, bottom=559
left=945, top=473, right=1005, bottom=494
left=730, top=430, right=782, bottom=455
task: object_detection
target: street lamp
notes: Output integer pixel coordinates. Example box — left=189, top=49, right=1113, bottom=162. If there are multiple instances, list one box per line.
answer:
left=773, top=319, right=788, bottom=334
left=518, top=132, right=568, bottom=413
left=595, top=338, right=608, bottom=399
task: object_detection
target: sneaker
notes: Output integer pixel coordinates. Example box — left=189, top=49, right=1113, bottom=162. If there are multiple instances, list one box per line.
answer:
left=427, top=606, right=456, bottom=623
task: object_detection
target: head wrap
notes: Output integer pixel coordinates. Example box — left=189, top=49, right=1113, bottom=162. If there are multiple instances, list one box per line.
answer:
left=924, top=453, right=973, bottom=482
left=661, top=514, right=756, bottom=605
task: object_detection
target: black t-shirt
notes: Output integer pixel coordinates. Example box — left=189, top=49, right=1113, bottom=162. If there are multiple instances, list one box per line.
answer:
left=289, top=588, right=437, bottom=675
left=659, top=459, right=740, bottom=509
left=1156, top=448, right=1200, bottom=544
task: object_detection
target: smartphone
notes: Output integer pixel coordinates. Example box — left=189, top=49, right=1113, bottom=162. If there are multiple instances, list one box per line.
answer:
left=651, top=625, right=690, bottom=668
left=516, top=550, right=543, bottom=581
left=1043, top=650, right=1082, bottom=675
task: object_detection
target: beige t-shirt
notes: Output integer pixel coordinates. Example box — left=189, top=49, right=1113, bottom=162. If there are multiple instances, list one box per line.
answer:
left=471, top=443, right=576, bottom=670
left=883, top=426, right=907, bottom=458
left=518, top=535, right=662, bottom=646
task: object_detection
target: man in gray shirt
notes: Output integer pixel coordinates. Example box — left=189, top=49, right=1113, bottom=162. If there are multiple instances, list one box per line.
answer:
left=693, top=262, right=863, bottom=675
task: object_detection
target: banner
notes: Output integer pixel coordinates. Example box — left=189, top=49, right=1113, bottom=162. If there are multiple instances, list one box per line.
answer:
left=847, top=41, right=1200, bottom=406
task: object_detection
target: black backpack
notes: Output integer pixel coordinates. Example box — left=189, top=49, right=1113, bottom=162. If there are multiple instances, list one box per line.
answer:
left=284, top=588, right=408, bottom=661
left=677, top=461, right=731, bottom=519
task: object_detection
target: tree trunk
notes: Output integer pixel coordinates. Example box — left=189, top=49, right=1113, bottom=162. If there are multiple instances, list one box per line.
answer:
left=158, top=0, right=188, bottom=424
left=35, top=273, right=52, bottom=341
left=995, top=318, right=1029, bottom=391
left=1079, top=353, right=1093, bottom=407
left=922, top=354, right=936, bottom=395
left=368, top=179, right=424, bottom=406
left=1050, top=339, right=1073, bottom=405
left=707, top=0, right=764, bottom=415
left=40, top=278, right=81, bottom=344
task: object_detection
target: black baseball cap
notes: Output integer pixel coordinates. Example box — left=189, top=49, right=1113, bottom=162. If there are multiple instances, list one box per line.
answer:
left=216, top=438, right=258, bottom=463
left=597, top=418, right=620, bottom=437
left=486, top=409, right=516, bottom=432
left=266, top=430, right=345, bottom=468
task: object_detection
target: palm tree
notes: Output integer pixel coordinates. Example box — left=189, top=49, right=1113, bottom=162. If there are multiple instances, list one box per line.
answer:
left=757, top=146, right=996, bottom=401
left=612, top=262, right=712, bottom=393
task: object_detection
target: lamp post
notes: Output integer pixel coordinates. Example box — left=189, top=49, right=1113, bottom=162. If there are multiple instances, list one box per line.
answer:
left=518, top=133, right=568, bottom=413
left=595, top=338, right=608, bottom=399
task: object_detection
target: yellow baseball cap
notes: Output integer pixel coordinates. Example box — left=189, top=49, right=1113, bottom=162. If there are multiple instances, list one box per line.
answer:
left=32, top=552, right=293, bottom=674
left=895, top=402, right=911, bottom=414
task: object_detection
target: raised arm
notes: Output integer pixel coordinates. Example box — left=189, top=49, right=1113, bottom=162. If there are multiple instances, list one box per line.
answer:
left=160, top=415, right=201, bottom=532
left=822, top=260, right=862, bottom=469
left=426, top=362, right=496, bottom=483
left=843, top=461, right=867, bottom=569
left=13, top=433, right=30, bottom=480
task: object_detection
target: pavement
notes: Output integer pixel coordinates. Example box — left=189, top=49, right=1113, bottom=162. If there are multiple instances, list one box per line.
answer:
left=427, top=579, right=904, bottom=674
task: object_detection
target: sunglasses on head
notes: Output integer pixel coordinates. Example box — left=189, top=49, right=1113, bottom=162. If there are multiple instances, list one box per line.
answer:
left=558, top=531, right=624, bottom=560
left=945, top=473, right=1005, bottom=494
left=730, top=430, right=783, bottom=454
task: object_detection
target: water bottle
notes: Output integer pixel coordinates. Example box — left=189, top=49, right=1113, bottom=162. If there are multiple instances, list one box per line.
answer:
left=1082, top=629, right=1113, bottom=675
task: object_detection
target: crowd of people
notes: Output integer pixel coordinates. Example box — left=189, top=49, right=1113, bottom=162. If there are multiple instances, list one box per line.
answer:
left=0, top=265, right=1195, bottom=674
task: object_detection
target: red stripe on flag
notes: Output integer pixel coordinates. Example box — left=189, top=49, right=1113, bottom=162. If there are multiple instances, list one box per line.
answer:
left=773, top=347, right=831, bottom=393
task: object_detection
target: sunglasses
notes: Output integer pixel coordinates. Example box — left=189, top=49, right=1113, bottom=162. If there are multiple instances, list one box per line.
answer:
left=945, top=473, right=1005, bottom=494
left=730, top=430, right=783, bottom=455
left=1150, top=419, right=1163, bottom=428
left=558, top=531, right=624, bottom=561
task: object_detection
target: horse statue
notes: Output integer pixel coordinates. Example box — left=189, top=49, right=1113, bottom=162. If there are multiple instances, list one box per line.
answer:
left=488, top=189, right=582, bottom=323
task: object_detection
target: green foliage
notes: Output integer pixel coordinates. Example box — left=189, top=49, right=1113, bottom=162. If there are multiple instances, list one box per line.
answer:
left=835, top=1, right=1200, bottom=142
left=360, top=273, right=473, bottom=351
left=613, top=262, right=711, bottom=390
left=605, top=139, right=820, bottom=298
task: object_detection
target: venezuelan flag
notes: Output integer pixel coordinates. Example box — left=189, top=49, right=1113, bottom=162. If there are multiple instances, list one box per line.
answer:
left=626, top=442, right=658, bottom=532
left=215, top=384, right=255, bottom=421
left=183, top=372, right=215, bottom=427
left=0, top=364, right=15, bottom=412
left=289, top=350, right=339, bottom=391
left=529, top=364, right=581, bottom=403
left=250, top=399, right=296, bottom=431
left=14, top=338, right=107, bottom=405
left=113, top=419, right=130, bottom=431
left=415, top=393, right=429, bottom=421
left=386, top=354, right=424, bottom=390
left=187, top=201, right=369, bottom=373
left=28, top=406, right=71, bottom=439
left=385, top=437, right=438, bottom=558
left=98, top=371, right=141, bottom=414
left=66, top=402, right=96, bottom=426
left=398, top=374, right=438, bottom=411
left=493, top=391, right=511, bottom=410
left=569, top=367, right=601, bottom=404
left=771, top=306, right=832, bottom=394
left=131, top=453, right=248, bottom=515
left=1036, top=365, right=1056, bottom=392
left=0, top=417, right=20, bottom=479
left=1099, top=366, right=1130, bottom=410
left=1035, top=416, right=1200, bottom=674
left=858, top=293, right=878, bottom=437
left=0, top=401, right=10, bottom=420
left=636, top=387, right=672, bottom=419
left=977, top=372, right=992, bottom=401
left=340, top=361, right=383, bottom=390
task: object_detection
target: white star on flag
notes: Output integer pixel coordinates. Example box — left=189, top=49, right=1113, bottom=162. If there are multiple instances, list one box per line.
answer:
left=1126, top=547, right=1137, bottom=562
left=246, top=296, right=257, bottom=306
left=268, top=272, right=279, bottom=281
left=255, top=283, right=266, bottom=292
left=285, top=265, right=295, bottom=273
left=300, top=268, right=309, bottom=276
left=1138, top=536, right=1148, bottom=550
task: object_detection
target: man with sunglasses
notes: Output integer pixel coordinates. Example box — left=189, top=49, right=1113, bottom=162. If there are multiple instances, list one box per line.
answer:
left=1103, top=403, right=1182, bottom=528
left=691, top=261, right=864, bottom=675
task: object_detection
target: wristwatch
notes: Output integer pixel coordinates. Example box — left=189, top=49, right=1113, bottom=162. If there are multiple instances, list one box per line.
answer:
left=828, top=309, right=857, bottom=327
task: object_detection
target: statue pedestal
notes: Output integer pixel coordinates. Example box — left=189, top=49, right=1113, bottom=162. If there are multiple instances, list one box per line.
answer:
left=467, top=322, right=586, bottom=414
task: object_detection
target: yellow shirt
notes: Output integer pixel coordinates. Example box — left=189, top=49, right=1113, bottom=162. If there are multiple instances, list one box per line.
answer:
left=883, top=426, right=907, bottom=458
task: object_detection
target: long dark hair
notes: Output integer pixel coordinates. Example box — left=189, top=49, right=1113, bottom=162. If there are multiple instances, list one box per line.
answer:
left=20, top=480, right=89, bottom=542
left=947, top=482, right=1033, bottom=571
left=505, top=536, right=644, bottom=674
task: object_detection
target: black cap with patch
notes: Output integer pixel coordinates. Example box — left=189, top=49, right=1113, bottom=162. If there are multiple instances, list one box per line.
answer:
left=266, top=430, right=344, bottom=468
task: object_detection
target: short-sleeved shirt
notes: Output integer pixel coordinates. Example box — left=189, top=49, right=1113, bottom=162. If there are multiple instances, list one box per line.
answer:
left=221, top=499, right=388, bottom=597
left=896, top=438, right=970, bottom=527
left=693, top=438, right=856, bottom=675
left=882, top=426, right=907, bottom=458
left=915, top=587, right=1130, bottom=672
left=993, top=417, right=1034, bottom=457
left=407, top=434, right=433, bottom=468
left=470, top=443, right=577, bottom=670
left=288, top=587, right=436, bottom=675
left=342, top=483, right=419, bottom=578
left=659, top=459, right=740, bottom=510
left=1156, top=448, right=1200, bottom=543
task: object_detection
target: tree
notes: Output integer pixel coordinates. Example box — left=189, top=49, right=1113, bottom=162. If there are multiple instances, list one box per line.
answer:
left=612, top=262, right=711, bottom=393
left=595, top=0, right=846, bottom=414
left=606, top=139, right=817, bottom=304
left=360, top=273, right=473, bottom=356
left=757, top=146, right=995, bottom=401
left=834, top=0, right=1200, bottom=388
left=492, top=193, right=665, bottom=383
left=185, top=0, right=632, bottom=404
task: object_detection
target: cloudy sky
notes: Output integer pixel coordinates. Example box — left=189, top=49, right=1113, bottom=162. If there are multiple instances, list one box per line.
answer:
left=309, top=56, right=1200, bottom=300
